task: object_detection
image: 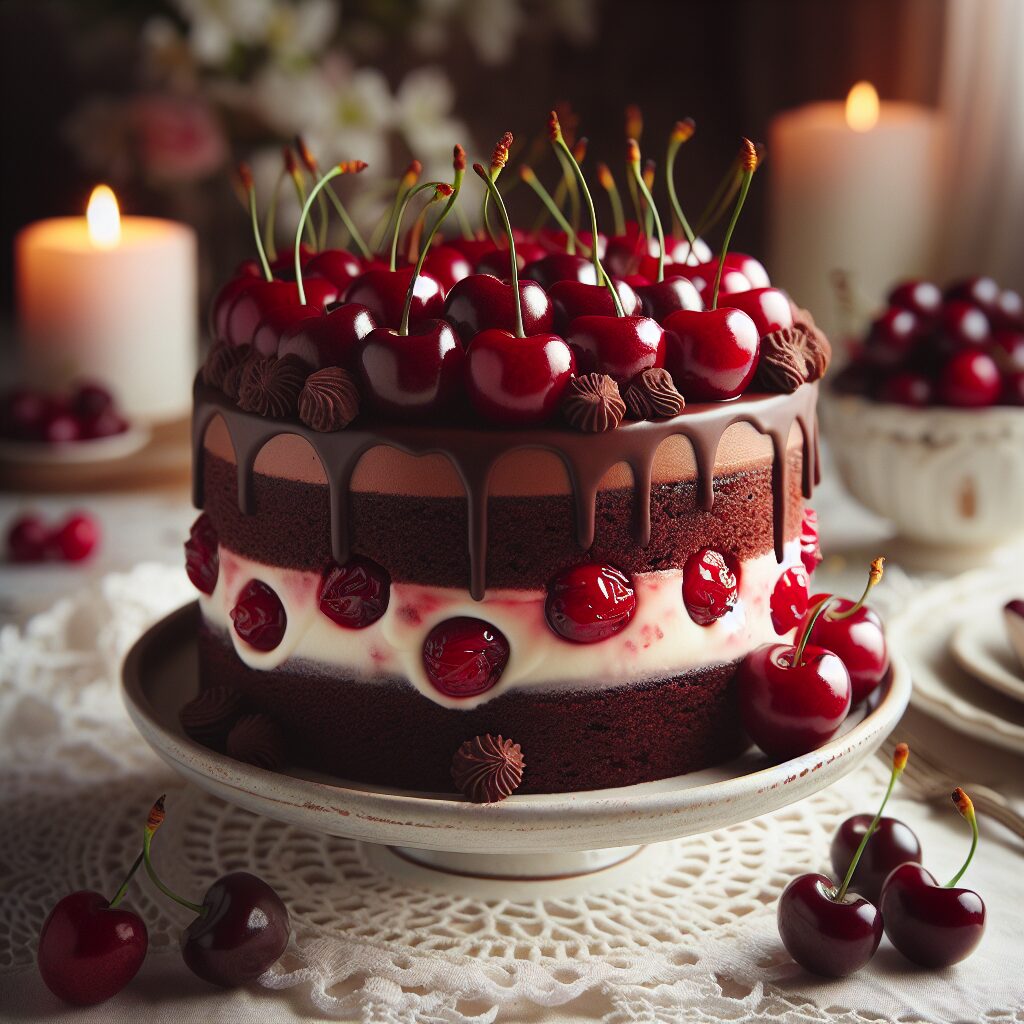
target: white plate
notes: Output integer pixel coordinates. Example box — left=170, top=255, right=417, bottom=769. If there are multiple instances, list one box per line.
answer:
left=0, top=426, right=151, bottom=465
left=951, top=610, right=1024, bottom=704
left=123, top=603, right=911, bottom=866
left=888, top=571, right=1024, bottom=754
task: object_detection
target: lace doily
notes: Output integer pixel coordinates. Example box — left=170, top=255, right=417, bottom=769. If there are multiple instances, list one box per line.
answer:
left=1, top=564, right=1019, bottom=1024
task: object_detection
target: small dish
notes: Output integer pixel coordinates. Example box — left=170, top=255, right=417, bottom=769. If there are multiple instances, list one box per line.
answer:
left=950, top=612, right=1024, bottom=704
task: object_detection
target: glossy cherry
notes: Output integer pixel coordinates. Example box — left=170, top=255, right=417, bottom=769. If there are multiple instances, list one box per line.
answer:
left=682, top=548, right=738, bottom=625
left=770, top=564, right=810, bottom=635
left=224, top=278, right=336, bottom=349
left=303, top=247, right=363, bottom=291
left=991, top=328, right=1024, bottom=372
left=319, top=556, right=390, bottom=628
left=864, top=307, right=920, bottom=366
left=879, top=370, right=933, bottom=407
left=635, top=276, right=704, bottom=322
left=803, top=595, right=888, bottom=704
left=53, top=512, right=100, bottom=562
left=422, top=616, right=510, bottom=697
left=666, top=261, right=752, bottom=300
left=993, top=288, right=1024, bottom=330
left=443, top=274, right=554, bottom=344
left=422, top=244, right=473, bottom=289
left=941, top=299, right=991, bottom=347
left=37, top=891, right=148, bottom=1005
left=277, top=302, right=377, bottom=371
left=799, top=506, right=822, bottom=576
left=545, top=562, right=637, bottom=643
left=567, top=314, right=665, bottom=385
left=880, top=788, right=985, bottom=968
left=888, top=279, right=943, bottom=321
left=944, top=275, right=1000, bottom=312
left=7, top=514, right=50, bottom=562
left=210, top=274, right=258, bottom=343
left=548, top=277, right=642, bottom=332
left=41, top=407, right=82, bottom=444
left=938, top=349, right=1001, bottom=407
left=184, top=513, right=219, bottom=595
left=344, top=266, right=445, bottom=330
left=722, top=287, right=794, bottom=337
left=71, top=382, right=114, bottom=419
left=521, top=252, right=598, bottom=289
left=181, top=872, right=291, bottom=987
left=664, top=307, right=759, bottom=401
left=230, top=580, right=287, bottom=651
left=830, top=814, right=922, bottom=903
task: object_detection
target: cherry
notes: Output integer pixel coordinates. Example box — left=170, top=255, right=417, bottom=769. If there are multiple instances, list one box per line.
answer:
left=251, top=305, right=310, bottom=357
left=182, top=872, right=290, bottom=987
left=53, top=512, right=100, bottom=562
left=277, top=302, right=377, bottom=372
left=2, top=388, right=49, bottom=439
left=720, top=252, right=770, bottom=288
left=522, top=252, right=598, bottom=290
left=41, top=407, right=82, bottom=444
left=545, top=562, right=636, bottom=643
left=210, top=274, right=258, bottom=343
left=682, top=548, right=738, bottom=625
left=666, top=261, right=752, bottom=300
left=443, top=274, right=554, bottom=343
left=830, top=814, right=922, bottom=903
left=1002, top=369, right=1024, bottom=405
left=81, top=408, right=129, bottom=439
left=230, top=580, right=287, bottom=651
left=7, top=514, right=49, bottom=562
left=888, top=279, right=943, bottom=321
left=635, top=275, right=704, bottom=322
left=880, top=788, right=985, bottom=968
left=71, top=382, right=114, bottom=419
left=777, top=744, right=907, bottom=976
left=37, top=891, right=148, bottom=1005
left=184, top=513, right=219, bottom=595
left=423, top=244, right=473, bottom=289
left=224, top=278, right=336, bottom=349
left=722, top=287, right=794, bottom=337
left=449, top=237, right=498, bottom=264
left=567, top=314, right=666, bottom=385
left=304, top=247, right=363, bottom=291
left=992, top=288, right=1024, bottom=330
left=937, top=349, right=1001, bottom=407
left=879, top=370, right=933, bottom=407
left=799, top=506, right=822, bottom=576
left=941, top=299, right=991, bottom=347
left=770, top=564, right=810, bottom=635
left=548, top=277, right=642, bottom=333
left=991, top=328, right=1024, bottom=372
left=422, top=616, right=510, bottom=697
left=344, top=265, right=445, bottom=329
left=319, top=556, right=390, bottom=628
left=945, top=275, right=1000, bottom=312
left=864, top=307, right=920, bottom=365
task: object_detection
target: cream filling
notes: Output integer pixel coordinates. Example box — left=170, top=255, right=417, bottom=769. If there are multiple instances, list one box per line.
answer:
left=200, top=543, right=803, bottom=710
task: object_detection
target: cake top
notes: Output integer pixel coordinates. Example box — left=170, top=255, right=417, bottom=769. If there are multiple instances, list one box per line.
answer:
left=203, top=108, right=831, bottom=435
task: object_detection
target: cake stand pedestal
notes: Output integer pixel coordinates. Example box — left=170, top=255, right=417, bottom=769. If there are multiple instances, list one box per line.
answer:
left=123, top=604, right=912, bottom=896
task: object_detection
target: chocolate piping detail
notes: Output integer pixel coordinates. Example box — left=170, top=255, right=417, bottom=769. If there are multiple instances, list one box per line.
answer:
left=192, top=380, right=819, bottom=600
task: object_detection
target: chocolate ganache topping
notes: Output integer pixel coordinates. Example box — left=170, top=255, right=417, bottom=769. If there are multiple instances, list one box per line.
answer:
left=754, top=324, right=831, bottom=394
left=193, top=379, right=819, bottom=601
left=298, top=367, right=360, bottom=431
left=179, top=686, right=244, bottom=748
left=451, top=734, right=525, bottom=802
left=202, top=342, right=250, bottom=390
left=238, top=355, right=307, bottom=418
left=624, top=367, right=685, bottom=420
left=562, top=373, right=626, bottom=432
left=226, top=712, right=286, bottom=771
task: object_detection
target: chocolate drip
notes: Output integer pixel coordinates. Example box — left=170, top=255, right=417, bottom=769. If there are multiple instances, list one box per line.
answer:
left=192, top=380, right=819, bottom=600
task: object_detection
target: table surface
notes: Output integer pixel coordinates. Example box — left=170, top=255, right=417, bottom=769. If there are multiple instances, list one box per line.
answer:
left=1, top=458, right=1021, bottom=1024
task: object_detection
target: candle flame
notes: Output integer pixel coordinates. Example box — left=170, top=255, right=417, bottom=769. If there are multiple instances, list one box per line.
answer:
left=87, top=185, right=121, bottom=248
left=845, top=81, right=879, bottom=132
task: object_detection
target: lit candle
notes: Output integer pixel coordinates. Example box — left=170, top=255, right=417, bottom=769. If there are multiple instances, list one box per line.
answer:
left=767, top=83, right=944, bottom=343
left=15, top=186, right=197, bottom=423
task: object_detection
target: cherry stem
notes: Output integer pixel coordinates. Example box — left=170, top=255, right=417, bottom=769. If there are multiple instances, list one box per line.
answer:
left=835, top=743, right=909, bottom=902
left=945, top=788, right=979, bottom=888
left=827, top=557, right=885, bottom=621
left=666, top=122, right=697, bottom=245
left=683, top=158, right=741, bottom=264
left=295, top=165, right=344, bottom=303
left=140, top=797, right=205, bottom=916
left=372, top=163, right=421, bottom=255
left=550, top=116, right=624, bottom=317
left=241, top=167, right=273, bottom=282
left=288, top=164, right=320, bottom=253
left=453, top=200, right=474, bottom=240
left=793, top=595, right=835, bottom=667
left=390, top=181, right=438, bottom=273
left=554, top=147, right=582, bottom=236
left=519, top=167, right=591, bottom=256
left=597, top=163, right=626, bottom=236
left=398, top=180, right=458, bottom=336
left=481, top=135, right=512, bottom=248
left=474, top=163, right=523, bottom=338
left=711, top=140, right=757, bottom=310
left=263, top=167, right=287, bottom=261
left=320, top=182, right=369, bottom=259
left=628, top=141, right=665, bottom=283
left=642, top=161, right=655, bottom=239
left=107, top=850, right=144, bottom=909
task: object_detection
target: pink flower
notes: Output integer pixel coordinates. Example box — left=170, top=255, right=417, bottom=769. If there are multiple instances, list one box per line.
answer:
left=131, top=95, right=228, bottom=183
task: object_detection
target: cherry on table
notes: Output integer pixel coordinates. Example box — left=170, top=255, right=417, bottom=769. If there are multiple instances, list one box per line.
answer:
left=7, top=514, right=50, bottom=562
left=52, top=512, right=100, bottom=562
left=830, top=813, right=922, bottom=903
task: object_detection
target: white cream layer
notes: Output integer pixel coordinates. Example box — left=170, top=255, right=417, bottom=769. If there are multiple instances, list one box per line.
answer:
left=200, top=543, right=803, bottom=710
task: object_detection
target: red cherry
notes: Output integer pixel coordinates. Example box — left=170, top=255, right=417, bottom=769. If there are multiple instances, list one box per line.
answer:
left=719, top=252, right=770, bottom=288
left=448, top=237, right=498, bottom=264
left=268, top=241, right=315, bottom=277
left=53, top=513, right=100, bottom=562
left=443, top=274, right=554, bottom=344
left=548, top=278, right=642, bottom=333
left=476, top=241, right=547, bottom=277
left=422, top=244, right=473, bottom=289
left=223, top=280, right=300, bottom=349
left=545, top=562, right=637, bottom=643
left=803, top=595, right=889, bottom=704
left=251, top=305, right=311, bottom=357
left=71, top=382, right=114, bottom=419
left=81, top=408, right=129, bottom=439
left=666, top=261, right=752, bottom=300
left=465, top=329, right=575, bottom=425
left=422, top=616, right=510, bottom=697
left=42, top=408, right=82, bottom=444
left=567, top=314, right=666, bottom=384
left=303, top=248, right=363, bottom=291
left=830, top=814, right=922, bottom=904
left=664, top=307, right=760, bottom=401
left=277, top=302, right=376, bottom=372
left=722, top=287, right=794, bottom=337
left=799, top=507, right=822, bottom=576
left=938, top=349, right=1001, bottom=407
left=887, top=279, right=942, bottom=320
left=345, top=267, right=446, bottom=329
left=992, top=288, right=1024, bottom=330
left=941, top=299, right=991, bottom=347
left=318, top=556, right=390, bottom=628
left=2, top=388, right=50, bottom=439
left=864, top=307, right=920, bottom=366
left=230, top=580, right=287, bottom=651
left=521, top=253, right=598, bottom=289
left=37, top=891, right=148, bottom=1005
left=991, top=328, right=1024, bottom=372
left=356, top=319, right=464, bottom=420
left=879, top=370, right=933, bottom=407
left=634, top=275, right=704, bottom=322
left=184, top=513, right=219, bottom=595
left=770, top=564, right=810, bottom=635
left=7, top=514, right=50, bottom=562
left=737, top=642, right=852, bottom=758
left=944, top=275, right=1000, bottom=312
left=210, top=275, right=258, bottom=343
left=682, top=548, right=738, bottom=625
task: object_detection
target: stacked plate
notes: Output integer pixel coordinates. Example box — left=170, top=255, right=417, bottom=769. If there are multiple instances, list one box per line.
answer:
left=888, top=568, right=1024, bottom=755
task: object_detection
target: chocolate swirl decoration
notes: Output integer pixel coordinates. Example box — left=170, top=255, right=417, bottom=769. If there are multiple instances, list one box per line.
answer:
left=179, top=686, right=244, bottom=748
left=562, top=373, right=626, bottom=432
left=226, top=713, right=287, bottom=771
left=221, top=358, right=249, bottom=402
left=451, top=734, right=525, bottom=803
left=298, top=367, right=360, bottom=432
left=624, top=367, right=685, bottom=420
left=754, top=325, right=831, bottom=394
left=237, top=355, right=307, bottom=418
left=202, top=342, right=251, bottom=391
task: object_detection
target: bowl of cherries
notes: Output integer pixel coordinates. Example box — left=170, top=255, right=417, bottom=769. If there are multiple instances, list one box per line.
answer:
left=824, top=276, right=1024, bottom=552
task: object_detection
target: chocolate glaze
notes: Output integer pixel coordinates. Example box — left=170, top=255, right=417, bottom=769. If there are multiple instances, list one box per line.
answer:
left=192, top=381, right=819, bottom=600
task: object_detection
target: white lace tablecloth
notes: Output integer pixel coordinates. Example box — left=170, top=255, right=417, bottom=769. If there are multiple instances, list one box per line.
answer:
left=1, top=484, right=1023, bottom=1024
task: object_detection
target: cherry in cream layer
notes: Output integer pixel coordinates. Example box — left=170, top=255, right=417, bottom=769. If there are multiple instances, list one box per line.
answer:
left=198, top=539, right=805, bottom=711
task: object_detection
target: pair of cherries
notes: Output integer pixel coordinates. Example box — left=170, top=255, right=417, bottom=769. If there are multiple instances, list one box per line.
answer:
left=37, top=797, right=290, bottom=1005
left=1, top=382, right=129, bottom=444
left=7, top=511, right=100, bottom=563
left=778, top=745, right=986, bottom=976
left=737, top=558, right=890, bottom=760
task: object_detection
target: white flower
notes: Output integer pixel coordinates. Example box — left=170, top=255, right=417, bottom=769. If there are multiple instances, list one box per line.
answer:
left=265, top=0, right=339, bottom=61
left=174, top=0, right=276, bottom=64
left=462, top=0, right=523, bottom=65
left=393, top=66, right=469, bottom=175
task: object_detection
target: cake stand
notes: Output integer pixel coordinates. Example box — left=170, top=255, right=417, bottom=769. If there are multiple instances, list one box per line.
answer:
left=123, top=603, right=911, bottom=895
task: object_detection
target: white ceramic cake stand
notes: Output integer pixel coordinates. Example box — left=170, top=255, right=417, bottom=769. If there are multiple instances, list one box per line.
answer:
left=123, top=603, right=911, bottom=895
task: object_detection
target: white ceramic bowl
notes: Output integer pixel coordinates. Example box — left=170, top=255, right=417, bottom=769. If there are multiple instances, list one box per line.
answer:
left=822, top=392, right=1024, bottom=549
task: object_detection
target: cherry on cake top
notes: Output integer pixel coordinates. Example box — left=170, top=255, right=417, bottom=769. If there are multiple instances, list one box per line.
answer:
left=834, top=274, right=1024, bottom=408
left=203, top=110, right=831, bottom=431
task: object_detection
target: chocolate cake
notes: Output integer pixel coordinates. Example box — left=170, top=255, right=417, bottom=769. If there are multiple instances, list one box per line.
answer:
left=183, top=116, right=831, bottom=797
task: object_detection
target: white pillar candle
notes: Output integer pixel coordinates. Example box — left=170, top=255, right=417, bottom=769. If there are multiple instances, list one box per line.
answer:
left=768, top=83, right=944, bottom=346
left=15, top=186, right=197, bottom=423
